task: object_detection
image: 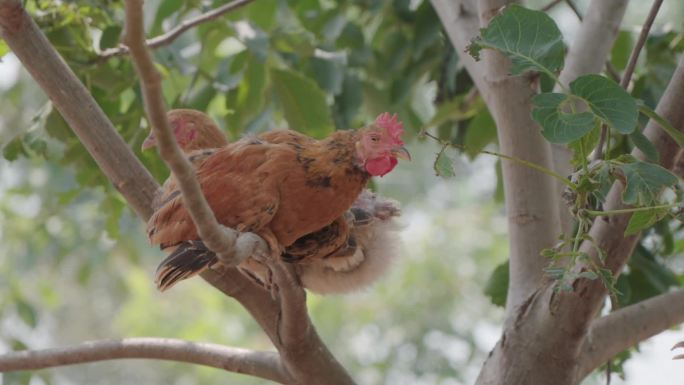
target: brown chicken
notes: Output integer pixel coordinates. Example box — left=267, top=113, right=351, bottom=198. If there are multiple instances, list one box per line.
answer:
left=145, top=110, right=409, bottom=292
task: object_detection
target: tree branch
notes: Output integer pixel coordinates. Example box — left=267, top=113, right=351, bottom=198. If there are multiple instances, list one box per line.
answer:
left=578, top=290, right=684, bottom=379
left=0, top=338, right=289, bottom=384
left=472, top=0, right=562, bottom=320
left=620, top=0, right=664, bottom=89
left=547, top=42, right=684, bottom=384
left=592, top=0, right=664, bottom=162
left=122, top=0, right=266, bottom=265
left=553, top=0, right=630, bottom=234
left=97, top=0, right=256, bottom=61
left=434, top=0, right=561, bottom=318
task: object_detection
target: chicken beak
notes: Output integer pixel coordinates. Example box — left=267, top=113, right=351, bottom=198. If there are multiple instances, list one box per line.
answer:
left=391, top=146, right=411, bottom=161
left=141, top=134, right=156, bottom=151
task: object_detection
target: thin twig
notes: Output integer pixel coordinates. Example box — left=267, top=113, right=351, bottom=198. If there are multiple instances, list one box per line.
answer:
left=421, top=130, right=577, bottom=189
left=122, top=0, right=266, bottom=264
left=604, top=61, right=621, bottom=83
left=621, top=0, right=664, bottom=89
left=541, top=0, right=563, bottom=12
left=0, top=338, right=288, bottom=383
left=593, top=0, right=665, bottom=162
left=593, top=123, right=609, bottom=161
left=97, top=0, right=256, bottom=61
left=564, top=0, right=582, bottom=21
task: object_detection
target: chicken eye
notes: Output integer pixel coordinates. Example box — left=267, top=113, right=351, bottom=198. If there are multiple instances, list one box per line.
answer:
left=370, top=136, right=380, bottom=142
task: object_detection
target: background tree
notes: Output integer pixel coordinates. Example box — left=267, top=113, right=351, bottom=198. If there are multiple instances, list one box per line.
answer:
left=0, top=0, right=683, bottom=384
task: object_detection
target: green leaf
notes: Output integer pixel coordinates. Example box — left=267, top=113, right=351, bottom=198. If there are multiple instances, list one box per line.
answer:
left=570, top=75, right=638, bottom=134
left=427, top=97, right=482, bottom=129
left=310, top=55, right=345, bottom=95
left=99, top=25, right=122, bottom=51
left=484, top=260, right=509, bottom=307
left=45, top=109, right=73, bottom=141
left=434, top=146, right=455, bottom=178
left=568, top=123, right=600, bottom=167
left=271, top=68, right=333, bottom=137
left=629, top=248, right=680, bottom=293
left=638, top=102, right=684, bottom=148
left=468, top=5, right=565, bottom=76
left=625, top=207, right=669, bottom=235
left=464, top=108, right=497, bottom=159
left=592, top=163, right=613, bottom=203
left=333, top=72, right=362, bottom=129
left=611, top=30, right=633, bottom=71
left=0, top=38, right=9, bottom=58
left=617, top=160, right=678, bottom=205
left=531, top=93, right=595, bottom=143
left=629, top=129, right=659, bottom=163
left=151, top=0, right=184, bottom=35
left=16, top=300, right=37, bottom=328
left=3, top=137, right=26, bottom=161
left=247, top=0, right=277, bottom=30
left=577, top=271, right=598, bottom=280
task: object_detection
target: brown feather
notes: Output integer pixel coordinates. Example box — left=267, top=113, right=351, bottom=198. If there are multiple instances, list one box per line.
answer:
left=148, top=110, right=404, bottom=292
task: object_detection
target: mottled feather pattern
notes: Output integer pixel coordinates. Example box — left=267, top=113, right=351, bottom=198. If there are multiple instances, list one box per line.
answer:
left=147, top=110, right=407, bottom=292
left=148, top=130, right=371, bottom=285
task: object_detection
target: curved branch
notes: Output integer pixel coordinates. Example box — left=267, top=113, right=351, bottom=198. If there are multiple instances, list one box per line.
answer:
left=592, top=0, right=664, bottom=163
left=620, top=0, right=664, bottom=89
left=0, top=338, right=289, bottom=384
left=578, top=290, right=684, bottom=379
left=122, top=0, right=267, bottom=265
left=97, top=0, right=256, bottom=61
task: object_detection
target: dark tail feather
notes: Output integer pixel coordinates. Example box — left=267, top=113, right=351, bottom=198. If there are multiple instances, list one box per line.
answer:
left=155, top=240, right=217, bottom=292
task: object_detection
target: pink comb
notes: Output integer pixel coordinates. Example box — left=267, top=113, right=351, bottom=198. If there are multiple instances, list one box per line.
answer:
left=375, top=112, right=404, bottom=145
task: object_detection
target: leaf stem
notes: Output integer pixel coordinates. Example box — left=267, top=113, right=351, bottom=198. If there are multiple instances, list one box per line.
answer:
left=585, top=203, right=680, bottom=217
left=572, top=218, right=585, bottom=253
left=421, top=130, right=577, bottom=190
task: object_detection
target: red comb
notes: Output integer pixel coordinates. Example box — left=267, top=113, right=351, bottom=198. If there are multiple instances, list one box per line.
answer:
left=375, top=112, right=404, bottom=144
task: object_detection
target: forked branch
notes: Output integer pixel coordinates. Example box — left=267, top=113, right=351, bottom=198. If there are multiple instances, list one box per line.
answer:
left=579, top=290, right=684, bottom=379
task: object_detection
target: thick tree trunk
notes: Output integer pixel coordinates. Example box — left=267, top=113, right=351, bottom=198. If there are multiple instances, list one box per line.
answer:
left=433, top=1, right=684, bottom=384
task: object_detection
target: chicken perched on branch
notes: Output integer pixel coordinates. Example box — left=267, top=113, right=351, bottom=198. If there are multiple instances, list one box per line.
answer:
left=145, top=110, right=409, bottom=293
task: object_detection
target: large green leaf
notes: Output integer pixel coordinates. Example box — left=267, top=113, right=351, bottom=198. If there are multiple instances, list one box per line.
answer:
left=570, top=75, right=638, bottom=134
left=629, top=129, right=659, bottom=163
left=468, top=5, right=565, bottom=76
left=617, top=160, right=678, bottom=205
left=464, top=108, right=497, bottom=159
left=531, top=93, right=595, bottom=143
left=16, top=299, right=38, bottom=328
left=433, top=146, right=455, bottom=178
left=484, top=260, right=509, bottom=307
left=611, top=30, right=633, bottom=71
left=0, top=38, right=10, bottom=58
left=625, top=207, right=670, bottom=236
left=271, top=68, right=333, bottom=137
left=99, top=25, right=121, bottom=51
